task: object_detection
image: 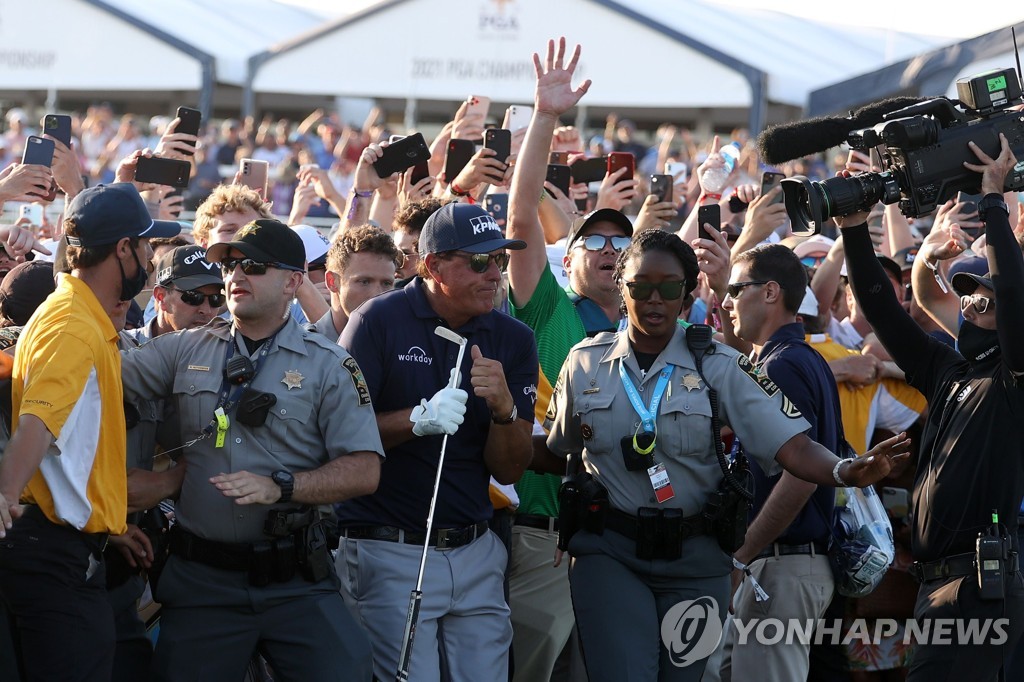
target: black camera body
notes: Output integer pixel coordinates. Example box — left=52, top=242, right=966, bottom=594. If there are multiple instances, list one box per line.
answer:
left=783, top=68, right=1024, bottom=233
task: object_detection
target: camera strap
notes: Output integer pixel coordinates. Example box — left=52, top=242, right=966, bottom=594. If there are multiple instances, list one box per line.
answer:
left=203, top=327, right=280, bottom=447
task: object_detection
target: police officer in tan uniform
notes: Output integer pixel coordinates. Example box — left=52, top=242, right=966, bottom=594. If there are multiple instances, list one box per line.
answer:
left=120, top=219, right=382, bottom=682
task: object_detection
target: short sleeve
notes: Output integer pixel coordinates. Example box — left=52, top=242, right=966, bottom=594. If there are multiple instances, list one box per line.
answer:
left=321, top=350, right=385, bottom=459
left=545, top=357, right=583, bottom=456
left=19, top=330, right=99, bottom=440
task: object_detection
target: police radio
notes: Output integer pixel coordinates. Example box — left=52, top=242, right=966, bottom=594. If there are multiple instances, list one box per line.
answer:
left=977, top=510, right=1013, bottom=601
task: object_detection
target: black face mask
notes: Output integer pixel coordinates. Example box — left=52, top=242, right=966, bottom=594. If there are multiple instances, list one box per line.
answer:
left=958, top=320, right=1000, bottom=365
left=118, top=247, right=149, bottom=302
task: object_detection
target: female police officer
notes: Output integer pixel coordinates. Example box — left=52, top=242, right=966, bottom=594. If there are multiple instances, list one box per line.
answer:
left=540, top=229, right=910, bottom=681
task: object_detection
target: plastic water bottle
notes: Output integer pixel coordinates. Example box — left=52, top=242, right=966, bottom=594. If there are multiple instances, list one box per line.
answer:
left=700, top=142, right=740, bottom=193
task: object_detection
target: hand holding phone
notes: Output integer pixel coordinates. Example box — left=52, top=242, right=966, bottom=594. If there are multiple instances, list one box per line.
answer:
left=484, top=129, right=511, bottom=167
left=650, top=174, right=673, bottom=204
left=237, top=158, right=270, bottom=196
left=444, top=139, right=476, bottom=184
left=42, top=115, right=73, bottom=149
left=697, top=204, right=721, bottom=242
left=174, top=107, right=202, bottom=156
left=373, top=133, right=431, bottom=178
left=546, top=164, right=571, bottom=197
left=760, top=171, right=786, bottom=205
left=607, top=152, right=635, bottom=181
left=135, top=156, right=191, bottom=189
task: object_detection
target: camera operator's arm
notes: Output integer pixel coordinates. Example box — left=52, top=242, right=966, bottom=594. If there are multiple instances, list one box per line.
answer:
left=835, top=208, right=931, bottom=376
left=965, top=136, right=1024, bottom=372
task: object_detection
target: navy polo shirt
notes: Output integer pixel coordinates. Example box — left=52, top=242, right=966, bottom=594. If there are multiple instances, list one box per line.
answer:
left=337, top=277, right=538, bottom=530
left=748, top=322, right=840, bottom=544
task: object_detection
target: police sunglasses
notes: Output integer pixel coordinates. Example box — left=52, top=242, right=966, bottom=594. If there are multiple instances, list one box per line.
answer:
left=171, top=287, right=226, bottom=308
left=624, top=280, right=685, bottom=301
left=575, top=235, right=632, bottom=252
left=960, top=293, right=993, bottom=314
left=221, top=258, right=303, bottom=276
left=451, top=251, right=510, bottom=274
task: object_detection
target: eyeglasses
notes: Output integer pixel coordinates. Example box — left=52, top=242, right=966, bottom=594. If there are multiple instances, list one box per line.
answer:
left=574, top=235, right=632, bottom=252
left=172, top=287, right=226, bottom=308
left=624, top=280, right=685, bottom=301
left=450, top=251, right=510, bottom=273
left=960, top=293, right=993, bottom=314
left=800, top=255, right=827, bottom=269
left=221, top=258, right=302, bottom=276
left=726, top=280, right=771, bottom=298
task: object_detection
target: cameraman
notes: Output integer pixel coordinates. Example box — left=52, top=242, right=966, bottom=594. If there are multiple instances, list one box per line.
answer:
left=836, top=133, right=1024, bottom=681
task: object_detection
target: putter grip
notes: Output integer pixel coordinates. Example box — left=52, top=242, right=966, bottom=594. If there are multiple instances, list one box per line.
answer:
left=395, top=590, right=423, bottom=681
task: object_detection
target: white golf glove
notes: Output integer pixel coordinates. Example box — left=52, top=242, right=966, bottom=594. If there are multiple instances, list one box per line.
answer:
left=411, top=385, right=468, bottom=436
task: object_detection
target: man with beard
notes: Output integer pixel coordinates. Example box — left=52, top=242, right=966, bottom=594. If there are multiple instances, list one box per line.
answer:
left=837, top=134, right=1024, bottom=681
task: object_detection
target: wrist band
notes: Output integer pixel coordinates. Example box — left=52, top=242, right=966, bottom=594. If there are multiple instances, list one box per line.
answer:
left=922, top=255, right=949, bottom=294
left=351, top=188, right=374, bottom=198
left=346, top=189, right=373, bottom=221
left=732, top=556, right=771, bottom=602
left=450, top=182, right=470, bottom=197
left=832, top=457, right=854, bottom=487
left=699, top=192, right=721, bottom=203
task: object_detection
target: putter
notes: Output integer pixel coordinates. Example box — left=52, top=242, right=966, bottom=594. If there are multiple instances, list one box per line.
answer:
left=395, top=325, right=468, bottom=681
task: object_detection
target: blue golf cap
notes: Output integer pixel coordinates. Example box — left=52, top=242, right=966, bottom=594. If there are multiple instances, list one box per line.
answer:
left=65, top=183, right=181, bottom=247
left=419, top=203, right=525, bottom=255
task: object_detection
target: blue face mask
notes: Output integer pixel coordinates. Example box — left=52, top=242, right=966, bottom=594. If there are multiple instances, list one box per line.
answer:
left=118, top=248, right=149, bottom=302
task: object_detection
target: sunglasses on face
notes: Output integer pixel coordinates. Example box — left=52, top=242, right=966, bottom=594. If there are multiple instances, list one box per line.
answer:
left=575, top=235, right=632, bottom=252
left=451, top=251, right=510, bottom=273
left=800, top=255, right=827, bottom=269
left=726, top=280, right=770, bottom=298
left=960, top=293, right=993, bottom=314
left=624, top=280, right=685, bottom=301
left=220, top=258, right=301, bottom=276
left=173, top=287, right=226, bottom=308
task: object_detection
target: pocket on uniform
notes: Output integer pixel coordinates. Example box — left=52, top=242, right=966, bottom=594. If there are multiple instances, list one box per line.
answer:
left=574, top=392, right=616, bottom=457
left=172, top=372, right=221, bottom=433
left=660, top=392, right=713, bottom=457
left=266, top=395, right=314, bottom=452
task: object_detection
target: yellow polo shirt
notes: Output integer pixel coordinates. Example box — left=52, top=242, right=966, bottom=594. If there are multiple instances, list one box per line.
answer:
left=13, top=274, right=127, bottom=534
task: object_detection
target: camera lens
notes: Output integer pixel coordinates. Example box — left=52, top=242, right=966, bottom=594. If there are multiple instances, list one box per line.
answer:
left=782, top=172, right=901, bottom=235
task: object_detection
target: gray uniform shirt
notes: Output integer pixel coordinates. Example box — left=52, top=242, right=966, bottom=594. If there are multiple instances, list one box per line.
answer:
left=121, top=317, right=384, bottom=543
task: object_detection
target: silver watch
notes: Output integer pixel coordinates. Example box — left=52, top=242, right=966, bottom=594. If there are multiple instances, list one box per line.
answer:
left=832, top=458, right=853, bottom=487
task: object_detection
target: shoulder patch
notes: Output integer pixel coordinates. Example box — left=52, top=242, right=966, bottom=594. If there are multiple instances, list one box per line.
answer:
left=545, top=375, right=562, bottom=422
left=780, top=395, right=803, bottom=419
left=736, top=354, right=780, bottom=397
left=342, top=357, right=372, bottom=406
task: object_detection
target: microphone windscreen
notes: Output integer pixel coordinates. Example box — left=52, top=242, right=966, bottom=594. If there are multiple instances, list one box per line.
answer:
left=850, top=97, right=930, bottom=127
left=757, top=116, right=851, bottom=165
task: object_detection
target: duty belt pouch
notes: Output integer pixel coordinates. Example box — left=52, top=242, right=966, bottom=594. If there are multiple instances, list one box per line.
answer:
left=557, top=472, right=608, bottom=552
left=249, top=542, right=273, bottom=587
left=704, top=455, right=753, bottom=554
left=271, top=536, right=296, bottom=583
left=300, top=522, right=330, bottom=583
left=660, top=508, right=684, bottom=561
left=636, top=507, right=660, bottom=560
left=557, top=478, right=582, bottom=552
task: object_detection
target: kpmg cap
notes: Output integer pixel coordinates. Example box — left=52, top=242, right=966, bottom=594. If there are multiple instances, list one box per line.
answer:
left=0, top=261, right=56, bottom=326
left=205, top=219, right=306, bottom=271
left=419, top=203, right=525, bottom=255
left=565, top=208, right=634, bottom=255
left=155, top=245, right=222, bottom=290
left=65, top=183, right=181, bottom=247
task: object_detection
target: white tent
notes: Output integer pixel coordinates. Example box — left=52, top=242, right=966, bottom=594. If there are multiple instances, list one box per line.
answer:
left=248, top=0, right=946, bottom=132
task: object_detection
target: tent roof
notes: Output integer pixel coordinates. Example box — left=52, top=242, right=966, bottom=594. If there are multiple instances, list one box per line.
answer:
left=808, top=20, right=1024, bottom=116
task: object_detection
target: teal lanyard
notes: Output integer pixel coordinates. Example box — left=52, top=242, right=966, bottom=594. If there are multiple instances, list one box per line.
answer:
left=619, top=362, right=673, bottom=454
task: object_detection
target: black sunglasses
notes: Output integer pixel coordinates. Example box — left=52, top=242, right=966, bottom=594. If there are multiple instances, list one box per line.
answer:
left=575, top=235, right=632, bottom=252
left=624, top=280, right=685, bottom=301
left=726, top=280, right=770, bottom=298
left=172, top=287, right=226, bottom=308
left=451, top=251, right=510, bottom=274
left=221, top=258, right=302, bottom=276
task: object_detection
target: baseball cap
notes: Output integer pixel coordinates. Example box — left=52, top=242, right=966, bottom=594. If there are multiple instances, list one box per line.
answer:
left=951, top=270, right=994, bottom=297
left=64, top=183, right=181, bottom=247
left=419, top=203, right=525, bottom=255
left=876, top=254, right=902, bottom=285
left=893, top=246, right=919, bottom=271
left=0, top=261, right=56, bottom=326
left=947, top=254, right=989, bottom=283
left=791, top=235, right=835, bottom=259
left=565, top=208, right=634, bottom=255
left=155, top=245, right=222, bottom=291
left=797, top=286, right=819, bottom=316
left=205, top=219, right=306, bottom=271
left=291, top=224, right=330, bottom=267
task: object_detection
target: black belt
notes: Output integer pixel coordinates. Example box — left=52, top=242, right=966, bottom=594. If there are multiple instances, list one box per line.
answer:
left=910, top=552, right=983, bottom=583
left=20, top=503, right=109, bottom=554
left=515, top=514, right=559, bottom=533
left=168, top=525, right=297, bottom=572
left=755, top=541, right=829, bottom=561
left=341, top=521, right=488, bottom=550
left=604, top=508, right=709, bottom=542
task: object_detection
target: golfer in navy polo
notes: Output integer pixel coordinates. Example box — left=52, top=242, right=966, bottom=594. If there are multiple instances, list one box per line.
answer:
left=337, top=202, right=538, bottom=681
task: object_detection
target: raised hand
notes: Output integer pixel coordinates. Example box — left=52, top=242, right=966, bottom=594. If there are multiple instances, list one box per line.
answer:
left=533, top=37, right=592, bottom=118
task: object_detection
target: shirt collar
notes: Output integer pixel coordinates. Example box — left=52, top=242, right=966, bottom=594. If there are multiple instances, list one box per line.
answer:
left=759, top=321, right=806, bottom=362
left=405, top=276, right=496, bottom=333
left=600, top=324, right=698, bottom=374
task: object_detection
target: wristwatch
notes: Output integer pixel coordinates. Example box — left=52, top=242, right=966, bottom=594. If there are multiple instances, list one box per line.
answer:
left=832, top=458, right=853, bottom=487
left=491, top=404, right=518, bottom=425
left=978, top=193, right=1009, bottom=220
left=271, top=470, right=295, bottom=503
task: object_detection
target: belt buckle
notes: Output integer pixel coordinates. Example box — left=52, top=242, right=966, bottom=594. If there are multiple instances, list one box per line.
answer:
left=435, top=528, right=453, bottom=550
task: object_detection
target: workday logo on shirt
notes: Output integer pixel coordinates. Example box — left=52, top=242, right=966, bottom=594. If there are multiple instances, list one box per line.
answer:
left=397, top=346, right=433, bottom=365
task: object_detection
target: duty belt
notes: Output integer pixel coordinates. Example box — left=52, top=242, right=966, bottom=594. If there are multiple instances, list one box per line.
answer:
left=604, top=508, right=710, bottom=542
left=341, top=521, right=488, bottom=550
left=169, top=525, right=275, bottom=571
left=910, top=552, right=977, bottom=583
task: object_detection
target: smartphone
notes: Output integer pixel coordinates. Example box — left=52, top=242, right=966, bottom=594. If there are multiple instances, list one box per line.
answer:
left=410, top=160, right=430, bottom=185
left=484, top=128, right=511, bottom=166
left=135, top=156, right=191, bottom=189
left=607, top=152, right=635, bottom=181
left=570, top=156, right=607, bottom=184
left=956, top=191, right=983, bottom=239
left=238, top=158, right=270, bottom=196
left=505, top=105, right=533, bottom=132
left=388, top=134, right=405, bottom=144
left=881, top=486, right=909, bottom=519
left=22, top=136, right=55, bottom=167
left=444, top=138, right=476, bottom=184
left=19, top=204, right=44, bottom=226
left=466, top=95, right=491, bottom=123
left=697, top=204, right=721, bottom=242
left=546, top=164, right=571, bottom=197
left=373, top=132, right=431, bottom=178
left=760, top=171, right=786, bottom=205
left=175, top=106, right=202, bottom=156
left=485, top=192, right=508, bottom=225
left=650, top=174, right=673, bottom=204
left=549, top=151, right=569, bottom=165
left=42, top=114, right=72, bottom=149
left=665, top=161, right=688, bottom=184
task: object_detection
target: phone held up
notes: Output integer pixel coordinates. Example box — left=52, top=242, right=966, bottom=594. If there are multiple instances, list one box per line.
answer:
left=238, top=158, right=270, bottom=196
left=546, top=164, right=571, bottom=198
left=760, top=171, right=786, bottom=205
left=42, top=114, right=73, bottom=149
left=444, top=139, right=476, bottom=185
left=135, top=156, right=191, bottom=189
left=607, top=152, right=635, bottom=181
left=175, top=106, right=202, bottom=156
left=697, top=204, right=721, bottom=243
left=650, top=174, right=673, bottom=204
left=373, top=132, right=431, bottom=178
left=21, top=136, right=56, bottom=201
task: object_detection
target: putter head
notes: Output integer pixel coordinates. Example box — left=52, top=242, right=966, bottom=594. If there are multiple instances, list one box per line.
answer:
left=434, top=325, right=467, bottom=347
